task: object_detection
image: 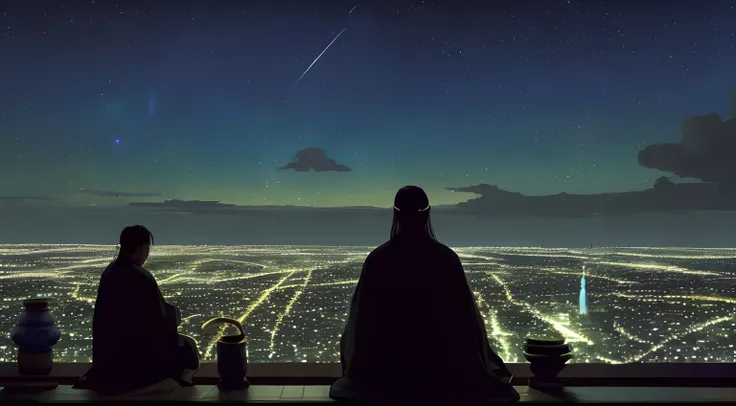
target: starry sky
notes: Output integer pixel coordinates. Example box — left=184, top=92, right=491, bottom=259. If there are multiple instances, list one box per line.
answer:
left=1, top=0, right=735, bottom=208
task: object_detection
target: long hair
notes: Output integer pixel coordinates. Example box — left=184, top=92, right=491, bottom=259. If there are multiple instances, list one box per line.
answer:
left=389, top=186, right=437, bottom=240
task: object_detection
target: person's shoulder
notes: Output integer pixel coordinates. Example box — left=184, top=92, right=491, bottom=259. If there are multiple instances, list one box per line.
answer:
left=102, top=260, right=115, bottom=273
left=101, top=260, right=124, bottom=278
left=131, top=264, right=156, bottom=283
left=104, top=259, right=154, bottom=283
left=366, top=240, right=393, bottom=260
left=428, top=239, right=461, bottom=260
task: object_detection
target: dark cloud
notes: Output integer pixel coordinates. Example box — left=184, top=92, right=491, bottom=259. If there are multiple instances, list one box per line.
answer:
left=278, top=147, right=351, bottom=172
left=448, top=180, right=732, bottom=218
left=130, top=199, right=237, bottom=214
left=129, top=199, right=384, bottom=215
left=0, top=196, right=55, bottom=202
left=638, top=113, right=736, bottom=184
left=449, top=184, right=523, bottom=198
left=78, top=189, right=161, bottom=198
left=134, top=199, right=235, bottom=208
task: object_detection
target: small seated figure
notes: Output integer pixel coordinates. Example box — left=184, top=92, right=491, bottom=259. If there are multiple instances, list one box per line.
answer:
left=330, top=186, right=520, bottom=403
left=76, top=225, right=199, bottom=396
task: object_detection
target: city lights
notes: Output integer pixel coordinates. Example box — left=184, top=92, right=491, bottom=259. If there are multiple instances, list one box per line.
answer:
left=0, top=244, right=735, bottom=364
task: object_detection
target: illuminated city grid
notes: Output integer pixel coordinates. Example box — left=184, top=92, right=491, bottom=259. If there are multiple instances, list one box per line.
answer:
left=1, top=244, right=736, bottom=364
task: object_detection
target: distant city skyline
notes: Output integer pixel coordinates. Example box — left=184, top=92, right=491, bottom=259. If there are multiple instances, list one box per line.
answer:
left=1, top=1, right=735, bottom=207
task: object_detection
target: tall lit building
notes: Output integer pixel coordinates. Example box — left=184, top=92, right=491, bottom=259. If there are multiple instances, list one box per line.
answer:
left=579, top=265, right=588, bottom=315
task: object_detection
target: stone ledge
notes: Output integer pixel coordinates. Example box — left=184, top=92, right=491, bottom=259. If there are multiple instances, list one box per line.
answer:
left=2, top=362, right=736, bottom=387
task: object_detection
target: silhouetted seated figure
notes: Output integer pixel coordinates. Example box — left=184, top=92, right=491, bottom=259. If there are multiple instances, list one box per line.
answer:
left=330, top=186, right=520, bottom=403
left=75, top=225, right=199, bottom=396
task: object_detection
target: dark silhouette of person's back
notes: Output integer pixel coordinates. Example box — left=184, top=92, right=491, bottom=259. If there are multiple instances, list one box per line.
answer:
left=330, top=186, right=519, bottom=402
left=75, top=225, right=199, bottom=396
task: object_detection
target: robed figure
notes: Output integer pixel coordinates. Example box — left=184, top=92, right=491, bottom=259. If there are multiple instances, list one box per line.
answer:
left=76, top=226, right=199, bottom=396
left=330, top=186, right=519, bottom=402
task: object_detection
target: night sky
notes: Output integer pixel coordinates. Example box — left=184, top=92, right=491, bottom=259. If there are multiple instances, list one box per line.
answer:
left=1, top=0, right=735, bottom=208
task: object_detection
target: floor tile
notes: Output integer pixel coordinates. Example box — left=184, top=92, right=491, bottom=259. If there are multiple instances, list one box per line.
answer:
left=164, top=384, right=216, bottom=401
left=203, top=385, right=285, bottom=402
left=568, top=387, right=736, bottom=403
left=281, top=385, right=305, bottom=399
left=303, top=385, right=331, bottom=400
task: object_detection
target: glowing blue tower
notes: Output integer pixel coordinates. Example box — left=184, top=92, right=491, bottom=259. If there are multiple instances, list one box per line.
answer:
left=579, top=265, right=588, bottom=315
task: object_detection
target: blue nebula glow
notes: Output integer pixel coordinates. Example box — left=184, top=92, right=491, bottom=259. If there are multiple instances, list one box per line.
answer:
left=148, top=94, right=156, bottom=116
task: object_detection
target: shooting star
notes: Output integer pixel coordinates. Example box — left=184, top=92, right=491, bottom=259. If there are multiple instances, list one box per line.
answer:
left=293, top=28, right=346, bottom=87
left=349, top=5, right=358, bottom=15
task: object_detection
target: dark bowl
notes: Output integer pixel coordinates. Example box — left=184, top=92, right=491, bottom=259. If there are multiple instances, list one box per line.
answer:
left=524, top=352, right=573, bottom=364
left=524, top=343, right=571, bottom=357
left=526, top=337, right=565, bottom=346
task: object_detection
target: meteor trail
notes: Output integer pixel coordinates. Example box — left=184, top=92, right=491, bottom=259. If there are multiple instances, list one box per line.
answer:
left=293, top=28, right=346, bottom=87
left=349, top=5, right=358, bottom=14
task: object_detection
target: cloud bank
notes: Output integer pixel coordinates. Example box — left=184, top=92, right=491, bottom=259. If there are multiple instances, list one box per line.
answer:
left=0, top=196, right=55, bottom=202
left=638, top=113, right=736, bottom=185
left=279, top=147, right=351, bottom=172
left=78, top=189, right=162, bottom=198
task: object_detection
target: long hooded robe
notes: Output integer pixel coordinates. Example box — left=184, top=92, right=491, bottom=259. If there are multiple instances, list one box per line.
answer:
left=330, top=235, right=520, bottom=402
left=76, top=255, right=198, bottom=395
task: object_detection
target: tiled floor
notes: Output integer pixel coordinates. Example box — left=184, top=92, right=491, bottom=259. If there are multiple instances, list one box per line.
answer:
left=2, top=384, right=736, bottom=402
